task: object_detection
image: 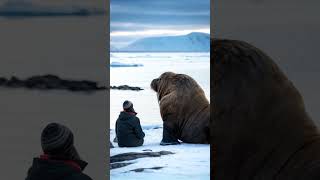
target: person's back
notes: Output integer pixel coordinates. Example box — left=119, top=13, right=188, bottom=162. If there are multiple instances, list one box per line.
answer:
left=26, top=156, right=91, bottom=180
left=116, top=100, right=145, bottom=147
left=25, top=123, right=92, bottom=180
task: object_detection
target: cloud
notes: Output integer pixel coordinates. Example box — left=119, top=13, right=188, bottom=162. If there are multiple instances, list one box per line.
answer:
left=110, top=22, right=209, bottom=31
left=111, top=4, right=209, bottom=16
left=110, top=0, right=210, bottom=47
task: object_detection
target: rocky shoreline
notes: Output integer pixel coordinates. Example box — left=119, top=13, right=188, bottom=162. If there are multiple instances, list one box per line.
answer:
left=110, top=85, right=143, bottom=91
left=110, top=151, right=174, bottom=170
left=0, top=74, right=143, bottom=92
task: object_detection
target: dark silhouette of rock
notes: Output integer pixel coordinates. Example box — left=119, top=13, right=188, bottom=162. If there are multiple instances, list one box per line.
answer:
left=110, top=151, right=173, bottom=169
left=0, top=77, right=8, bottom=85
left=0, top=74, right=105, bottom=92
left=142, top=149, right=152, bottom=152
left=113, top=137, right=118, bottom=143
left=110, top=85, right=143, bottom=91
left=0, top=74, right=143, bottom=92
left=110, top=162, right=133, bottom=170
left=110, top=151, right=174, bottom=163
left=6, top=76, right=24, bottom=87
left=110, top=141, right=114, bottom=148
left=129, top=166, right=163, bottom=172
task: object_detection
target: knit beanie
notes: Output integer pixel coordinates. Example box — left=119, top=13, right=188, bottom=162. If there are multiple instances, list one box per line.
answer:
left=123, top=100, right=133, bottom=110
left=123, top=100, right=136, bottom=114
left=41, top=123, right=80, bottom=160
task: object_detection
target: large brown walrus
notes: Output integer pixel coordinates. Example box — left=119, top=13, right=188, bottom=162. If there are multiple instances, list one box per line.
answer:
left=212, top=39, right=320, bottom=179
left=151, top=72, right=210, bottom=145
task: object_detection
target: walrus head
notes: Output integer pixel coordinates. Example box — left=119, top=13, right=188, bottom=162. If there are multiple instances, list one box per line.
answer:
left=151, top=72, right=210, bottom=145
left=151, top=72, right=200, bottom=101
left=212, top=39, right=320, bottom=179
left=151, top=72, right=177, bottom=101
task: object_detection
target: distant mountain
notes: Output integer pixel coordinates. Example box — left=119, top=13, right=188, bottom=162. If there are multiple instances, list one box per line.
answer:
left=119, top=32, right=210, bottom=52
left=0, top=1, right=105, bottom=17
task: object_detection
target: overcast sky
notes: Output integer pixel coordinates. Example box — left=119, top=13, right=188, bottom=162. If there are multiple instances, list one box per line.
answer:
left=0, top=0, right=104, bottom=7
left=110, top=0, right=210, bottom=48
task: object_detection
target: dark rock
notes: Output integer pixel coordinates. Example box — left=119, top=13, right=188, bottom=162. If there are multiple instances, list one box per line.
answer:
left=110, top=151, right=174, bottom=163
left=25, top=74, right=63, bottom=89
left=110, top=162, right=133, bottom=170
left=0, top=74, right=106, bottom=92
left=64, top=80, right=101, bottom=91
left=6, top=76, right=24, bottom=87
left=142, top=149, right=152, bottom=152
left=110, top=141, right=114, bottom=148
left=110, top=85, right=143, bottom=91
left=129, top=167, right=163, bottom=172
left=159, top=151, right=174, bottom=155
left=0, top=74, right=141, bottom=92
left=113, top=137, right=118, bottom=143
left=0, top=77, right=7, bottom=85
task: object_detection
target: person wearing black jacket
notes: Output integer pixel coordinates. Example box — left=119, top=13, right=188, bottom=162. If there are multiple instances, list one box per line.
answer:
left=116, top=100, right=145, bottom=147
left=25, top=123, right=92, bottom=180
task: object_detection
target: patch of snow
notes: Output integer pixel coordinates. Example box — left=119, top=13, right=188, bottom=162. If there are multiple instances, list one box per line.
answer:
left=110, top=126, right=210, bottom=180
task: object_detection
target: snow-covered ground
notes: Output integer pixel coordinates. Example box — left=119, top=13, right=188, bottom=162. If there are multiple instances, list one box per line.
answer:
left=110, top=52, right=210, bottom=179
left=110, top=127, right=210, bottom=180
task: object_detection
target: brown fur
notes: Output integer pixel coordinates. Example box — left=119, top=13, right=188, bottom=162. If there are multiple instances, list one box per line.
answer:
left=151, top=72, right=210, bottom=144
left=212, top=39, right=320, bottom=179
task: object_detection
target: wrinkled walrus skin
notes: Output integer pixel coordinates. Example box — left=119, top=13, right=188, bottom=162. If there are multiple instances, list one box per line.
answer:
left=212, top=39, right=320, bottom=180
left=151, top=72, right=210, bottom=144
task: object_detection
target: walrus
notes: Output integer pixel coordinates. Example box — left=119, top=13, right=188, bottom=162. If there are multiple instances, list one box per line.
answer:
left=212, top=39, right=320, bottom=179
left=151, top=72, right=210, bottom=145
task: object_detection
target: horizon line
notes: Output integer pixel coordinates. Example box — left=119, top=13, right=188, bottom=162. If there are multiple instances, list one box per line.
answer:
left=110, top=28, right=210, bottom=37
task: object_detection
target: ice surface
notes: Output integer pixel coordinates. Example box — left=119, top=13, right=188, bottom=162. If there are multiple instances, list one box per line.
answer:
left=110, top=52, right=210, bottom=179
left=110, top=127, right=210, bottom=180
left=110, top=61, right=143, bottom=67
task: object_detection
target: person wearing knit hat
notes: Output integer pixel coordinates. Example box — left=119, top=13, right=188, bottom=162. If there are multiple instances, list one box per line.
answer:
left=116, top=100, right=145, bottom=147
left=122, top=100, right=136, bottom=114
left=25, top=123, right=92, bottom=180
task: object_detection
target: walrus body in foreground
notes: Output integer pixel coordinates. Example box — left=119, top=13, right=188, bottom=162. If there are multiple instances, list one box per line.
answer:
left=212, top=39, right=320, bottom=179
left=151, top=72, right=210, bottom=145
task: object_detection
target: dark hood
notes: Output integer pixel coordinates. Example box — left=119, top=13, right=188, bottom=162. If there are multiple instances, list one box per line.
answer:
left=212, top=39, right=320, bottom=179
left=119, top=111, right=136, bottom=121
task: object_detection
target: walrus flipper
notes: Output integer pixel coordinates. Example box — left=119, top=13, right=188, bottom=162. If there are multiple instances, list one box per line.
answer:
left=160, top=123, right=180, bottom=146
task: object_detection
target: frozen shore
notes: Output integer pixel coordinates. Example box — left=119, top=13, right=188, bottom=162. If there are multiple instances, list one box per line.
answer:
left=110, top=125, right=210, bottom=180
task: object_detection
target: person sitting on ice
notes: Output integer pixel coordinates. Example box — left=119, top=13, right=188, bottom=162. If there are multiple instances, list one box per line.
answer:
left=116, top=100, right=145, bottom=147
left=25, top=123, right=92, bottom=180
